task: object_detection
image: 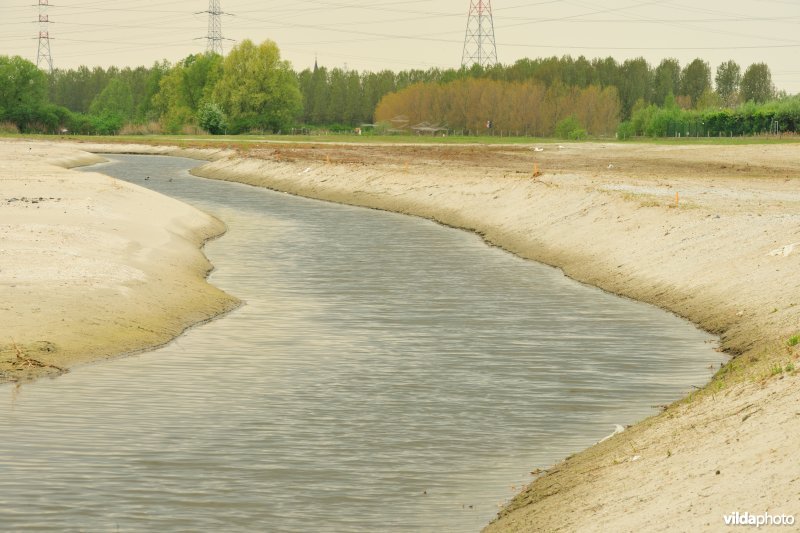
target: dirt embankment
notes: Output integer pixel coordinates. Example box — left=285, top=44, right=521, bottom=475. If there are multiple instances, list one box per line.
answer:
left=0, top=140, right=238, bottom=383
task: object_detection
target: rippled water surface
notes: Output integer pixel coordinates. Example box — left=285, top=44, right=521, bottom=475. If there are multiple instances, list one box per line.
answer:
left=0, top=155, right=724, bottom=532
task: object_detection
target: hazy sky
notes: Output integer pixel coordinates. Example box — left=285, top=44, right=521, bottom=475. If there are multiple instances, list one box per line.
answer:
left=3, top=0, right=800, bottom=92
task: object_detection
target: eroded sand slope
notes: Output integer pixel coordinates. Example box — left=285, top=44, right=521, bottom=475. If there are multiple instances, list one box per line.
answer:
left=0, top=141, right=238, bottom=382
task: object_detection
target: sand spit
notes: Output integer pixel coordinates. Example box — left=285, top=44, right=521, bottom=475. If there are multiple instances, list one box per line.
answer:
left=0, top=140, right=238, bottom=383
left=185, top=141, right=799, bottom=532
left=8, top=139, right=799, bottom=530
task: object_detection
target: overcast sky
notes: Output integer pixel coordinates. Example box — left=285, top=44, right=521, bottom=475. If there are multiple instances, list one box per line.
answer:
left=3, top=0, right=800, bottom=92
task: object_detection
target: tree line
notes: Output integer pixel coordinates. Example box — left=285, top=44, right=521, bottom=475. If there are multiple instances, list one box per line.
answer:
left=374, top=78, right=620, bottom=137
left=0, top=41, right=789, bottom=137
left=298, top=56, right=778, bottom=128
left=1, top=40, right=301, bottom=135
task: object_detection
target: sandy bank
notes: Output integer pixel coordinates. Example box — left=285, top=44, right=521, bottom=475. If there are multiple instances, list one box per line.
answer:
left=0, top=140, right=238, bottom=383
left=182, top=141, right=798, bottom=531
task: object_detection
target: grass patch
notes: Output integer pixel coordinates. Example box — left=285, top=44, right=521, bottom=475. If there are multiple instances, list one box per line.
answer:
left=5, top=131, right=800, bottom=148
left=1, top=132, right=561, bottom=147
left=620, top=192, right=662, bottom=207
left=787, top=334, right=800, bottom=347
left=768, top=361, right=796, bottom=377
left=0, top=122, right=20, bottom=134
left=684, top=335, right=799, bottom=403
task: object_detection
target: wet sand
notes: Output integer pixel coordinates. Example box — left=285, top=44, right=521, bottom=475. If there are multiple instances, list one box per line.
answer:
left=4, top=138, right=800, bottom=531
left=0, top=140, right=238, bottom=383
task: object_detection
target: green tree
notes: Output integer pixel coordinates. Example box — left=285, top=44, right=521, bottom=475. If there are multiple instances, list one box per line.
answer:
left=715, top=60, right=741, bottom=107
left=212, top=39, right=302, bottom=133
left=680, top=59, right=711, bottom=108
left=179, top=54, right=221, bottom=109
left=48, top=65, right=104, bottom=113
left=361, top=70, right=396, bottom=123
left=0, top=56, right=47, bottom=117
left=571, top=55, right=596, bottom=87
left=327, top=68, right=348, bottom=124
left=653, top=58, right=681, bottom=107
left=154, top=53, right=221, bottom=132
left=618, top=58, right=652, bottom=119
left=296, top=68, right=314, bottom=123
left=0, top=56, right=70, bottom=133
left=345, top=70, right=363, bottom=125
left=154, top=66, right=191, bottom=133
left=741, top=63, right=774, bottom=104
left=592, top=56, right=620, bottom=88
left=532, top=56, right=564, bottom=87
left=89, top=77, right=134, bottom=118
left=134, top=61, right=170, bottom=122
left=309, top=66, right=330, bottom=124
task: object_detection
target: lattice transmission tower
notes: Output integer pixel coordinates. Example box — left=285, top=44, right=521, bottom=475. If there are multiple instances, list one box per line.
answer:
left=461, top=0, right=497, bottom=68
left=36, top=0, right=54, bottom=72
left=201, top=0, right=226, bottom=55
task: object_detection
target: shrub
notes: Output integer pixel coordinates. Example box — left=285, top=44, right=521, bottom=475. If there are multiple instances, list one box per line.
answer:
left=568, top=128, right=587, bottom=140
left=617, top=121, right=635, bottom=140
left=197, top=102, right=227, bottom=135
left=66, top=113, right=96, bottom=135
left=555, top=115, right=583, bottom=139
left=91, top=112, right=124, bottom=135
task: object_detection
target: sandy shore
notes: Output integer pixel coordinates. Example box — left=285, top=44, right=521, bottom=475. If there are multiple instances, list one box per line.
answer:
left=0, top=140, right=238, bottom=383
left=4, top=138, right=799, bottom=530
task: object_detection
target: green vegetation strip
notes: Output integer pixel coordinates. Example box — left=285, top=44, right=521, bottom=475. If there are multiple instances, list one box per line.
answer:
left=1, top=44, right=796, bottom=140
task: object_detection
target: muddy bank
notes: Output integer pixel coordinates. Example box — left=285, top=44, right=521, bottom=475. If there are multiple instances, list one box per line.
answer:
left=0, top=140, right=238, bottom=383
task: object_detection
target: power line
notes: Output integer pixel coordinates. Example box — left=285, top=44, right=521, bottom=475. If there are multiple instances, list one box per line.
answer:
left=2, top=0, right=799, bottom=89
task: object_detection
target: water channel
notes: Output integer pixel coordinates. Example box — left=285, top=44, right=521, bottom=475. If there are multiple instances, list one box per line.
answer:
left=0, top=155, right=724, bottom=532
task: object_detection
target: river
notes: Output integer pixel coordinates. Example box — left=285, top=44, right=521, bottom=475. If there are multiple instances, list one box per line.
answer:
left=0, top=154, right=724, bottom=532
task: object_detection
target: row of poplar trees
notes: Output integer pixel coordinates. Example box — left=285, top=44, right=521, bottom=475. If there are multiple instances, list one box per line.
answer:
left=7, top=40, right=782, bottom=135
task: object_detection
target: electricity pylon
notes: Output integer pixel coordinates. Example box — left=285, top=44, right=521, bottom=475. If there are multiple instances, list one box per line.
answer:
left=36, top=0, right=53, bottom=72
left=461, top=0, right=498, bottom=68
left=202, top=0, right=225, bottom=55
